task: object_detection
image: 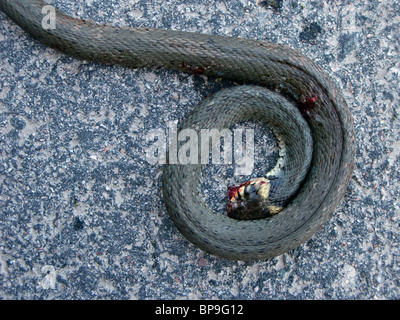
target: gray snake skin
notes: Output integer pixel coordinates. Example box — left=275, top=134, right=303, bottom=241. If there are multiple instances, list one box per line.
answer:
left=0, top=0, right=355, bottom=260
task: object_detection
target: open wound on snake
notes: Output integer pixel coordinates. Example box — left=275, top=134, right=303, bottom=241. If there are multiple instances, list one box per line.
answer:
left=200, top=121, right=281, bottom=220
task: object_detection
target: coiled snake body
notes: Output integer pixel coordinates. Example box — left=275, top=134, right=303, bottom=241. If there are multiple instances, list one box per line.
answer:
left=0, top=0, right=355, bottom=260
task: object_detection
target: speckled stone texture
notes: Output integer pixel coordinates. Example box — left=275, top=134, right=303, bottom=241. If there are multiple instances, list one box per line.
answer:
left=0, top=0, right=399, bottom=299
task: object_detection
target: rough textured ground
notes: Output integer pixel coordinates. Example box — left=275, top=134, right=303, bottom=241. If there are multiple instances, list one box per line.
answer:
left=0, top=0, right=399, bottom=299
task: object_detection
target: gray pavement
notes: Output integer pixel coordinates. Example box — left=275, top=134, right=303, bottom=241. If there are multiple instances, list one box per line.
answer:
left=0, top=0, right=399, bottom=299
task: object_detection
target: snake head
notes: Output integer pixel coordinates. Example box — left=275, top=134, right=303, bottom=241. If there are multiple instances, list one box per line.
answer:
left=226, top=178, right=282, bottom=220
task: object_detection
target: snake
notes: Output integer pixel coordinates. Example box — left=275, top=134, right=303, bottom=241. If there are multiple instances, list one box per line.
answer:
left=0, top=0, right=355, bottom=260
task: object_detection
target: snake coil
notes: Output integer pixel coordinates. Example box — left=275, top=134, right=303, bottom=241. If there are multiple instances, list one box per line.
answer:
left=0, top=0, right=355, bottom=260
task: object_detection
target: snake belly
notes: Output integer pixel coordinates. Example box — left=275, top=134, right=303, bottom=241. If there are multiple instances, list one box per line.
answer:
left=0, top=0, right=355, bottom=260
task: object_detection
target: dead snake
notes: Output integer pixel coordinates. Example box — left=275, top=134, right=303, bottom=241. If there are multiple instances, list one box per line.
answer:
left=0, top=0, right=355, bottom=260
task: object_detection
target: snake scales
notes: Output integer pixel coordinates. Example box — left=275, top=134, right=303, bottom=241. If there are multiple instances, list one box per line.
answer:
left=0, top=0, right=355, bottom=260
